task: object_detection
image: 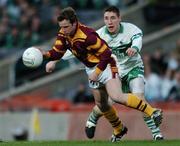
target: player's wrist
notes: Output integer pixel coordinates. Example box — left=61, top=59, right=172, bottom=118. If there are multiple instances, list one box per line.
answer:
left=43, top=52, right=51, bottom=59
left=131, top=46, right=139, bottom=53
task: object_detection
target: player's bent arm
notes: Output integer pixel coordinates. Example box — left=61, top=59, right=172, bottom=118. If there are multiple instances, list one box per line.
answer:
left=126, top=33, right=143, bottom=57
left=131, top=32, right=143, bottom=52
left=46, top=50, right=74, bottom=73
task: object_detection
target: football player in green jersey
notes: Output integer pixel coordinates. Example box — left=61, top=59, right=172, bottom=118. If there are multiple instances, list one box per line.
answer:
left=84, top=6, right=164, bottom=140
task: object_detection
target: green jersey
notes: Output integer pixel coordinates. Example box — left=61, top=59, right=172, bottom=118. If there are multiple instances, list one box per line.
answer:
left=97, top=22, right=144, bottom=78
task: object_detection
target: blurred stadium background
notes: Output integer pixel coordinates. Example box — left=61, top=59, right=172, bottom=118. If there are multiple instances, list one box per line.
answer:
left=0, top=0, right=180, bottom=141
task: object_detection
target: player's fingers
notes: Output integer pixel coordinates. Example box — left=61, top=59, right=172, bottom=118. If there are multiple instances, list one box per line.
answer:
left=48, top=70, right=52, bottom=73
left=130, top=51, right=135, bottom=56
left=48, top=69, right=52, bottom=73
left=46, top=67, right=52, bottom=73
left=127, top=50, right=132, bottom=56
left=126, top=50, right=130, bottom=56
left=128, top=50, right=135, bottom=57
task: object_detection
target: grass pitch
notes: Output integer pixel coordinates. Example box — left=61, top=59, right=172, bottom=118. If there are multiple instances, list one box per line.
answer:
left=0, top=140, right=180, bottom=146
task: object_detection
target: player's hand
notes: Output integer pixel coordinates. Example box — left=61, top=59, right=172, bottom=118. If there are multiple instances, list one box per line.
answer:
left=89, top=71, right=98, bottom=82
left=126, top=48, right=137, bottom=57
left=46, top=61, right=57, bottom=73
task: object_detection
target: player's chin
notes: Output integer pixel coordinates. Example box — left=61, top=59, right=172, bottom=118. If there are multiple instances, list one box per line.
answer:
left=107, top=27, right=114, bottom=32
left=64, top=32, right=71, bottom=36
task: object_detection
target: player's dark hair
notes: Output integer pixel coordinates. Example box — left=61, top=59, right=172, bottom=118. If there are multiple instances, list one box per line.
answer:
left=104, top=6, right=120, bottom=17
left=57, top=7, right=77, bottom=24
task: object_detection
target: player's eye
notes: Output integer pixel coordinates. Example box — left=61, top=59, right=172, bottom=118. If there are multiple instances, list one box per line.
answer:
left=104, top=16, right=109, bottom=20
left=111, top=16, right=116, bottom=20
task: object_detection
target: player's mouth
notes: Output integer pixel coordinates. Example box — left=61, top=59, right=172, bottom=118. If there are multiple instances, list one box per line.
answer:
left=108, top=26, right=115, bottom=32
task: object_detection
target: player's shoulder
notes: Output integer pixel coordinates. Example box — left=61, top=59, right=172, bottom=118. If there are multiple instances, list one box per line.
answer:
left=79, top=23, right=95, bottom=33
left=78, top=23, right=101, bottom=43
left=58, top=29, right=66, bottom=37
left=121, top=22, right=142, bottom=33
left=121, top=22, right=139, bottom=29
left=78, top=23, right=99, bottom=38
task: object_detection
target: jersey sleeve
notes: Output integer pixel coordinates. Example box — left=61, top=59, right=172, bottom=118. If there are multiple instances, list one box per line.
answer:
left=45, top=32, right=68, bottom=60
left=130, top=25, right=143, bottom=52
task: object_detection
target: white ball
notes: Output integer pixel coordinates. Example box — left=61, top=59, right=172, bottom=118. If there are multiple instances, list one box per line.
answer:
left=22, top=47, right=43, bottom=68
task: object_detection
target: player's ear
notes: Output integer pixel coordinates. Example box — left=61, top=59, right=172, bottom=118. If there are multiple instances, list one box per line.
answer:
left=72, top=21, right=77, bottom=27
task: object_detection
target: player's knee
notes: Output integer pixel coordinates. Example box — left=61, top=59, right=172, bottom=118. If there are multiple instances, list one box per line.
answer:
left=110, top=93, right=127, bottom=105
left=134, top=93, right=145, bottom=100
left=108, top=97, right=115, bottom=105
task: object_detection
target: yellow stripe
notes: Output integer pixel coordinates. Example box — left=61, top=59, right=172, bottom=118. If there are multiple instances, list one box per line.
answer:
left=55, top=40, right=62, bottom=45
left=72, top=49, right=77, bottom=56
left=73, top=38, right=85, bottom=43
left=98, top=44, right=107, bottom=54
left=95, top=67, right=102, bottom=75
left=53, top=46, right=65, bottom=54
left=87, top=38, right=101, bottom=50
left=53, top=46, right=61, bottom=52
left=72, top=27, right=87, bottom=41
left=87, top=55, right=99, bottom=63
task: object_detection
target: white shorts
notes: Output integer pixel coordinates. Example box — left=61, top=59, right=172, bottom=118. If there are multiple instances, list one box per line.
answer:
left=85, top=64, right=118, bottom=89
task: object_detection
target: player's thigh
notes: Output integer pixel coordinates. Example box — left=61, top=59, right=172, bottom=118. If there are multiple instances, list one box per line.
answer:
left=108, top=78, right=122, bottom=105
left=105, top=78, right=127, bottom=104
left=129, top=77, right=145, bottom=100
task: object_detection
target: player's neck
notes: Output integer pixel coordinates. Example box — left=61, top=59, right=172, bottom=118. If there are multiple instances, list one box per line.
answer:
left=114, top=24, right=121, bottom=34
left=109, top=24, right=120, bottom=35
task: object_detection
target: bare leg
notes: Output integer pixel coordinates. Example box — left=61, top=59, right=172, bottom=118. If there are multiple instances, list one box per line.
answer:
left=85, top=87, right=126, bottom=139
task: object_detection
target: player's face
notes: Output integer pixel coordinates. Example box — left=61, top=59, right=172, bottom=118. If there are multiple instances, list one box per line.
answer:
left=58, top=19, right=76, bottom=36
left=104, top=11, right=121, bottom=34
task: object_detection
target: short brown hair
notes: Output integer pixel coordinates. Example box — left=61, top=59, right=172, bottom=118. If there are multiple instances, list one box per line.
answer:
left=57, top=7, right=77, bottom=24
left=104, top=6, right=120, bottom=17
